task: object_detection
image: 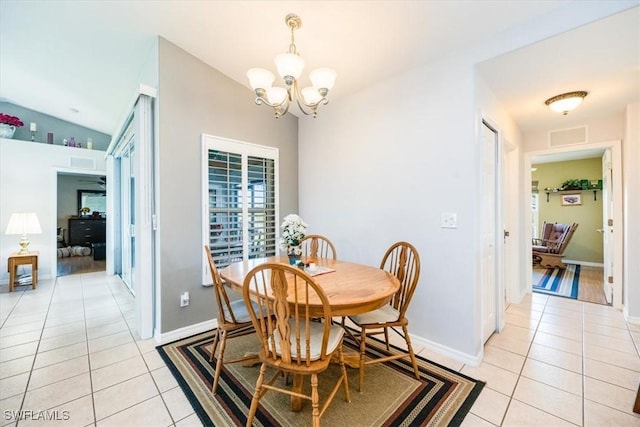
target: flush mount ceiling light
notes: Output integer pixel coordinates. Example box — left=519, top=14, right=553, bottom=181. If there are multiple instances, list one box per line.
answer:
left=247, top=13, right=336, bottom=118
left=545, top=91, right=588, bottom=115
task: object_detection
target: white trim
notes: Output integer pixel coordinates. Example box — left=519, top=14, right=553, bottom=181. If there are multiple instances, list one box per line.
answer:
left=524, top=140, right=623, bottom=310
left=156, top=319, right=219, bottom=345
left=411, top=333, right=482, bottom=367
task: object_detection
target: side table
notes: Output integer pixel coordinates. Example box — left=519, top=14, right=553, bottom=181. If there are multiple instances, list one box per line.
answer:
left=7, top=251, right=38, bottom=292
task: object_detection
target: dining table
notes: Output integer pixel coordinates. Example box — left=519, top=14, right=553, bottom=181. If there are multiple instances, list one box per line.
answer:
left=218, top=255, right=401, bottom=411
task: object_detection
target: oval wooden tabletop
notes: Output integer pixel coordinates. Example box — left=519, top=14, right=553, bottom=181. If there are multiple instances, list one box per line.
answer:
left=219, top=255, right=400, bottom=317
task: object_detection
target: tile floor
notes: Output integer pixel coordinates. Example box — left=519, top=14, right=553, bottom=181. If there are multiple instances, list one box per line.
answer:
left=1, top=272, right=640, bottom=426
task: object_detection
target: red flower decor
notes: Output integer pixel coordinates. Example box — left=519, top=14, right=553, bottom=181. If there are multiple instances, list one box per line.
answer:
left=0, top=114, right=24, bottom=127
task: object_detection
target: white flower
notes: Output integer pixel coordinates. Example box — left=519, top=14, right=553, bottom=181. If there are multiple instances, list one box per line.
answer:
left=279, top=214, right=308, bottom=251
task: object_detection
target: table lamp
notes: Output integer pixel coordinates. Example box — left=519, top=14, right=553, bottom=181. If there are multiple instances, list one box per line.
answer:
left=5, top=213, right=42, bottom=254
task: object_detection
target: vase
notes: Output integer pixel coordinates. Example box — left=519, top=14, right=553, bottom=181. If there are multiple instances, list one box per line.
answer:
left=287, top=245, right=302, bottom=265
left=0, top=123, right=16, bottom=139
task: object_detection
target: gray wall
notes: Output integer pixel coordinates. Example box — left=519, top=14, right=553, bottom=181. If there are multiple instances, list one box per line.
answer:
left=0, top=102, right=111, bottom=149
left=156, top=37, right=299, bottom=333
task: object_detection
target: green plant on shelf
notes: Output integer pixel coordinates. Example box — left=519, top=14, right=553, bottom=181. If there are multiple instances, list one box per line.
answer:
left=560, top=179, right=582, bottom=190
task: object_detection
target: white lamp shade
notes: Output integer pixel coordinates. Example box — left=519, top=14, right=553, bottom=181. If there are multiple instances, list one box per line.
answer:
left=549, top=96, right=584, bottom=113
left=266, top=87, right=288, bottom=106
left=274, top=53, right=305, bottom=79
left=309, top=68, right=337, bottom=90
left=5, top=213, right=42, bottom=235
left=301, top=87, right=322, bottom=105
left=247, top=68, right=275, bottom=90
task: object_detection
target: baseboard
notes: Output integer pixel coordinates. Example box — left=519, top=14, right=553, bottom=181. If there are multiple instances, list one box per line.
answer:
left=563, top=259, right=604, bottom=268
left=156, top=318, right=219, bottom=345
left=410, top=333, right=482, bottom=367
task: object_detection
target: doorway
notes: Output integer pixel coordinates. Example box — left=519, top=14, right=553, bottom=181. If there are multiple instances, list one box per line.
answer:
left=526, top=141, right=623, bottom=309
left=55, top=172, right=107, bottom=277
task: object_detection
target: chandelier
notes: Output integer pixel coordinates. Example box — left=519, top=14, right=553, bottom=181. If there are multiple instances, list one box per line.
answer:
left=247, top=14, right=336, bottom=118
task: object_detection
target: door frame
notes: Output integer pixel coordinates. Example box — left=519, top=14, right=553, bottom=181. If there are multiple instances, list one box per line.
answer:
left=524, top=139, right=623, bottom=309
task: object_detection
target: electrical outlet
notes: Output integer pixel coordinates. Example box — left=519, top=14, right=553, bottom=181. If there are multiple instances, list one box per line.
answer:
left=441, top=212, right=457, bottom=229
left=180, top=292, right=190, bottom=307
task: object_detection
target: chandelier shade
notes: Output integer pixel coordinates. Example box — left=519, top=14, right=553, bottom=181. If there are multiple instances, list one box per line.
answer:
left=247, top=13, right=336, bottom=118
left=247, top=68, right=275, bottom=91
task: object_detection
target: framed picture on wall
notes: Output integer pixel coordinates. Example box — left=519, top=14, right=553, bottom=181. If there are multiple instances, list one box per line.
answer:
left=561, top=193, right=582, bottom=206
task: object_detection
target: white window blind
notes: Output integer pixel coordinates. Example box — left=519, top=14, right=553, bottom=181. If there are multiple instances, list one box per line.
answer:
left=202, top=135, right=279, bottom=285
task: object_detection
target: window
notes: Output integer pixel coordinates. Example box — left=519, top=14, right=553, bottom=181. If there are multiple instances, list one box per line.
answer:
left=202, top=135, right=279, bottom=284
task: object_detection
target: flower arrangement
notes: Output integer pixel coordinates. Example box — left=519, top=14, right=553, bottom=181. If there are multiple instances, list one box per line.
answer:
left=279, top=214, right=308, bottom=253
left=0, top=113, right=24, bottom=127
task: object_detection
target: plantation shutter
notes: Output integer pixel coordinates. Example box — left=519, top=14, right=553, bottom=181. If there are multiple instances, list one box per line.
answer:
left=202, top=136, right=278, bottom=284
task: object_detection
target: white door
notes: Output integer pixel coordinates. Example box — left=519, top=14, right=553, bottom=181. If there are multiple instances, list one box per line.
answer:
left=602, top=149, right=614, bottom=303
left=481, top=121, right=498, bottom=343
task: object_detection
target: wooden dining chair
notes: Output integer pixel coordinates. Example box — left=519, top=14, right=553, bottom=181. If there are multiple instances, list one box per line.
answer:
left=300, top=234, right=337, bottom=260
left=242, top=262, right=351, bottom=427
left=346, top=241, right=421, bottom=392
left=204, top=246, right=257, bottom=395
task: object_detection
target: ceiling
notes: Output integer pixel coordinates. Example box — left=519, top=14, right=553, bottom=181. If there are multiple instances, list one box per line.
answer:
left=0, top=1, right=638, bottom=136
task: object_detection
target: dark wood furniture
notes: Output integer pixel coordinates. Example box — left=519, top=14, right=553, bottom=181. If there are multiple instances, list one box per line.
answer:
left=68, top=218, right=106, bottom=247
left=532, top=222, right=579, bottom=269
left=8, top=251, right=38, bottom=292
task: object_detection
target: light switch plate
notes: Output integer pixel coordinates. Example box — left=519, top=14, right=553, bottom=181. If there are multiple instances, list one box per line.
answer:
left=441, top=212, right=457, bottom=229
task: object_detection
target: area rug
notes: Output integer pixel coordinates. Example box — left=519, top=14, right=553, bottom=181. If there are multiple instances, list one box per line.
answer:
left=157, top=329, right=485, bottom=426
left=533, top=264, right=580, bottom=299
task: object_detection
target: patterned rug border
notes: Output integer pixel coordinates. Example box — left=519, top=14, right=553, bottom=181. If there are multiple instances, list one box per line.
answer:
left=157, top=329, right=485, bottom=427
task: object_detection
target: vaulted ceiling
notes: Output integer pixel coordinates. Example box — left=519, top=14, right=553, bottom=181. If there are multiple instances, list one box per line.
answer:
left=1, top=1, right=638, bottom=135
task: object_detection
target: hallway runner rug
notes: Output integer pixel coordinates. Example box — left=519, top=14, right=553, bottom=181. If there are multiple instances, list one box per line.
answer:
left=533, top=264, right=580, bottom=299
left=157, top=329, right=485, bottom=426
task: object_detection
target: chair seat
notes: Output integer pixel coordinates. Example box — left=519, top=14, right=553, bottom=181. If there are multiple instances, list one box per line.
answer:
left=351, top=305, right=400, bottom=325
left=223, top=299, right=256, bottom=324
left=273, top=319, right=344, bottom=361
left=532, top=245, right=549, bottom=253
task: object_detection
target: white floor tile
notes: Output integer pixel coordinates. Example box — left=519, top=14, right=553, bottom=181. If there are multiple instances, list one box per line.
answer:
left=513, top=376, right=582, bottom=425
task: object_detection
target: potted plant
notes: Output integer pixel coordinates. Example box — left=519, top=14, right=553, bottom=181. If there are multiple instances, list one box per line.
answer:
left=280, top=214, right=308, bottom=264
left=560, top=179, right=582, bottom=190
left=0, top=113, right=24, bottom=139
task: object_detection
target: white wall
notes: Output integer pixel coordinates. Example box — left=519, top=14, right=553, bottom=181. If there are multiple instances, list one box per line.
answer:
left=0, top=139, right=106, bottom=283
left=300, top=53, right=481, bottom=359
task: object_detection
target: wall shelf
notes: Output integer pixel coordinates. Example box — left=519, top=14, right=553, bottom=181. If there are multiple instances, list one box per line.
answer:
left=545, top=188, right=600, bottom=202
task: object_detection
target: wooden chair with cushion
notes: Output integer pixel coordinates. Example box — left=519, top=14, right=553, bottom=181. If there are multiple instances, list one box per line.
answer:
left=204, top=246, right=257, bottom=395
left=345, top=241, right=421, bottom=392
left=532, top=222, right=578, bottom=269
left=300, top=234, right=337, bottom=260
left=242, top=263, right=351, bottom=427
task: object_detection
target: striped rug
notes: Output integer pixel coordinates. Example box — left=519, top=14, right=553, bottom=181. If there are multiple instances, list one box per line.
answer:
left=533, top=264, right=580, bottom=299
left=157, top=329, right=485, bottom=426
